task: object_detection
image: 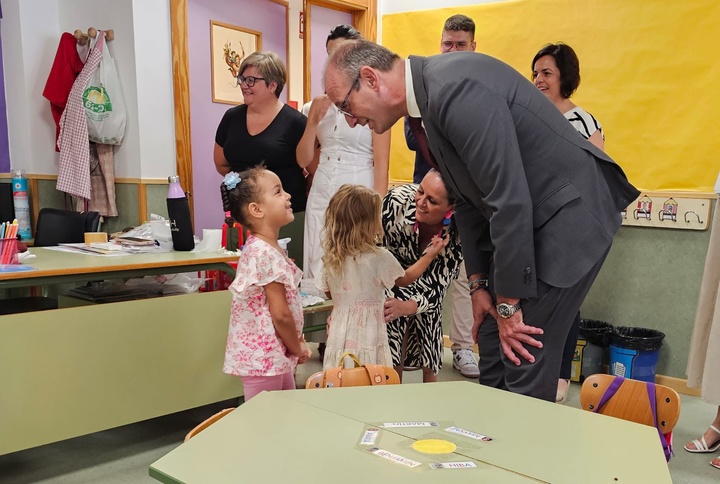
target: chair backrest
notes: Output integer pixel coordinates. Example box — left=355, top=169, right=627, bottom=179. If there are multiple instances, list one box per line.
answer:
left=33, top=208, right=101, bottom=247
left=0, top=183, right=14, bottom=223
left=184, top=407, right=235, bottom=442
left=580, top=374, right=680, bottom=433
left=305, top=372, right=326, bottom=389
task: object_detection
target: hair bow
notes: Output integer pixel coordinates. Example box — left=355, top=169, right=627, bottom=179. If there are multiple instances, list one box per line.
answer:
left=223, top=172, right=241, bottom=189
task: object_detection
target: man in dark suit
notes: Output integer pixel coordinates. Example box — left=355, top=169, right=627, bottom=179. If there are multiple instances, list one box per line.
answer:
left=324, top=40, right=639, bottom=401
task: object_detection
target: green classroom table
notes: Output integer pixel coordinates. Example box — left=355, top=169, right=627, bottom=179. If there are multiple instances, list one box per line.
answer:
left=150, top=381, right=672, bottom=484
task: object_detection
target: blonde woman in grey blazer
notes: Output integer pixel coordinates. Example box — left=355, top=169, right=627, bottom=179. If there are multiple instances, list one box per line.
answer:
left=323, top=40, right=639, bottom=401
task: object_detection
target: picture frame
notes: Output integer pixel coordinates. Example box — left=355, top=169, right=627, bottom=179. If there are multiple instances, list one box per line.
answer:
left=210, top=20, right=262, bottom=105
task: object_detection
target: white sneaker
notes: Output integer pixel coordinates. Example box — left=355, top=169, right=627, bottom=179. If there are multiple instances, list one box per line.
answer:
left=452, top=349, right=479, bottom=378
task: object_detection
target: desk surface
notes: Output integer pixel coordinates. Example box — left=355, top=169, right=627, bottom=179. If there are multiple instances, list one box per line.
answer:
left=150, top=381, right=671, bottom=484
left=0, top=247, right=238, bottom=288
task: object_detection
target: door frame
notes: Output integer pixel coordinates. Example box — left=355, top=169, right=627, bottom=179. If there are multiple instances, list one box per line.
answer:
left=302, top=0, right=377, bottom=104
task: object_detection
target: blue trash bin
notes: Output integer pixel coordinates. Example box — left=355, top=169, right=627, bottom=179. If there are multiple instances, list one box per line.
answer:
left=573, top=319, right=615, bottom=382
left=609, top=327, right=665, bottom=382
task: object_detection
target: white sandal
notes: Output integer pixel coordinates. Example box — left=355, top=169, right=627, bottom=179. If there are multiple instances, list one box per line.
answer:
left=684, top=425, right=720, bottom=453
left=556, top=379, right=570, bottom=404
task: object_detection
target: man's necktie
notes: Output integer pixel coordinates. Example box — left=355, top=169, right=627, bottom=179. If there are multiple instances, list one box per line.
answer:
left=406, top=116, right=439, bottom=170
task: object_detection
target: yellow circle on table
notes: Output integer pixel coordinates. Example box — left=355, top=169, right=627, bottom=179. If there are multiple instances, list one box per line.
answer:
left=412, top=439, right=457, bottom=454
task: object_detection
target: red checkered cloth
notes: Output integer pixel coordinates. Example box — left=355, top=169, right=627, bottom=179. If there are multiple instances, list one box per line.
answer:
left=57, top=39, right=103, bottom=200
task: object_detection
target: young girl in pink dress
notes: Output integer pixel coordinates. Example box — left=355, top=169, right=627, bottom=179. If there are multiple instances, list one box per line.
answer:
left=318, top=184, right=447, bottom=369
left=220, top=167, right=312, bottom=401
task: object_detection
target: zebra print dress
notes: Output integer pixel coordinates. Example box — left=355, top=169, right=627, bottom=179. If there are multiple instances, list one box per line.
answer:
left=564, top=107, right=604, bottom=141
left=382, top=184, right=463, bottom=374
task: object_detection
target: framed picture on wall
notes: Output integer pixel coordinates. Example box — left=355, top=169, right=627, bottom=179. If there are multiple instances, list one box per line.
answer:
left=210, top=20, right=262, bottom=105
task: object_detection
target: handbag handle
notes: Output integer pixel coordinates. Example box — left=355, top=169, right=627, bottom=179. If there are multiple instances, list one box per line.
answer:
left=337, top=351, right=362, bottom=368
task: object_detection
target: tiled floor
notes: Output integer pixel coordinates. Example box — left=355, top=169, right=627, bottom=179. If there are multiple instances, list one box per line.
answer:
left=1, top=346, right=718, bottom=483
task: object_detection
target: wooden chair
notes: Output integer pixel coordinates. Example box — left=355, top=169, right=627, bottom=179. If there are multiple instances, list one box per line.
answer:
left=580, top=374, right=681, bottom=461
left=183, top=408, right=235, bottom=442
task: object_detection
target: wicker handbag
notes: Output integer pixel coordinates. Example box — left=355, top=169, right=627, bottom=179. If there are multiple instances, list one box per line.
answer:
left=305, top=352, right=400, bottom=389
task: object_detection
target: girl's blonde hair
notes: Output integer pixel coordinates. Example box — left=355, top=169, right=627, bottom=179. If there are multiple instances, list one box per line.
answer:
left=322, top=184, right=382, bottom=277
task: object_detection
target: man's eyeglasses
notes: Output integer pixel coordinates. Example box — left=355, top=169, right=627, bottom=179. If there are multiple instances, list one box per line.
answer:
left=237, top=75, right=266, bottom=87
left=441, top=41, right=470, bottom=52
left=337, top=74, right=360, bottom=118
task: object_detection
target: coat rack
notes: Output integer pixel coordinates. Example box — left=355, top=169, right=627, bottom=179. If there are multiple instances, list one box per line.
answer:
left=73, top=28, right=115, bottom=46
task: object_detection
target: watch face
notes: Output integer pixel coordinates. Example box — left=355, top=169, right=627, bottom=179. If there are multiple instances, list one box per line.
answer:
left=497, top=304, right=510, bottom=318
left=497, top=303, right=518, bottom=318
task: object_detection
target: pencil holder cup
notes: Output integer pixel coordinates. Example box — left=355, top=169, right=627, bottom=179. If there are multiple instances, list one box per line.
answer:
left=0, top=238, right=19, bottom=265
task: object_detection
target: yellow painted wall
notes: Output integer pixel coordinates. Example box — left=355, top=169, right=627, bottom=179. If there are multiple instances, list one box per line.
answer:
left=383, top=0, right=720, bottom=192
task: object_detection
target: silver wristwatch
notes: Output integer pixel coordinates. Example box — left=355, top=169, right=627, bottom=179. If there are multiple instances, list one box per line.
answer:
left=496, top=302, right=521, bottom=318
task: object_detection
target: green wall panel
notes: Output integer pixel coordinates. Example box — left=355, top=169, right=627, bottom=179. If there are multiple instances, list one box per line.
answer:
left=147, top=184, right=170, bottom=221
left=581, top=204, right=715, bottom=378
left=35, top=180, right=140, bottom=235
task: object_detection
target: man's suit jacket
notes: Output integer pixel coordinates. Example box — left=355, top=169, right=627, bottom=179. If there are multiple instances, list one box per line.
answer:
left=409, top=53, right=640, bottom=299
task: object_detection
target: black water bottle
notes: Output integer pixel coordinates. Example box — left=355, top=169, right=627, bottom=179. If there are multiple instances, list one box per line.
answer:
left=166, top=175, right=194, bottom=251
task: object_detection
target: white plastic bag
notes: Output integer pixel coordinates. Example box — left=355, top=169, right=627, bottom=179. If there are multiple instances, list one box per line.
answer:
left=83, top=32, right=127, bottom=145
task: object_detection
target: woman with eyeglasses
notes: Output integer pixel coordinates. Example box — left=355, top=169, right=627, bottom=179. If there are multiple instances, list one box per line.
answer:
left=296, top=24, right=391, bottom=281
left=214, top=51, right=307, bottom=264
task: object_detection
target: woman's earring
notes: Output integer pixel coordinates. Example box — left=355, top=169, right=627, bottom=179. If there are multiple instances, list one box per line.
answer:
left=443, top=210, right=453, bottom=226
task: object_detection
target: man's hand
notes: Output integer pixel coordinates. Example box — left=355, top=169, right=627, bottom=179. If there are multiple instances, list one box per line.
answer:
left=471, top=289, right=495, bottom=343
left=496, top=307, right=544, bottom=366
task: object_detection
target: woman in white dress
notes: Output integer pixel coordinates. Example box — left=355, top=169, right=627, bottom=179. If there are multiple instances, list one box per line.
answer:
left=297, top=25, right=390, bottom=280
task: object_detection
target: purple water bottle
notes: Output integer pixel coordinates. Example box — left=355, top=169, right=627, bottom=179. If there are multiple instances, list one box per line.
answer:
left=166, top=175, right=194, bottom=251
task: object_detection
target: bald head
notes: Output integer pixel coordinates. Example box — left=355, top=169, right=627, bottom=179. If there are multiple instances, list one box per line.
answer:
left=323, top=40, right=406, bottom=134
left=325, top=39, right=400, bottom=88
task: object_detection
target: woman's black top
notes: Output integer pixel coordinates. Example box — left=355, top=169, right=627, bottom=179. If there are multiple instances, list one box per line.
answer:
left=215, top=104, right=308, bottom=211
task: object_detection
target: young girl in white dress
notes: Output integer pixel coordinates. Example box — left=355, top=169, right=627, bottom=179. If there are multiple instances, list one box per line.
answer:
left=220, top=167, right=312, bottom=401
left=317, top=184, right=447, bottom=369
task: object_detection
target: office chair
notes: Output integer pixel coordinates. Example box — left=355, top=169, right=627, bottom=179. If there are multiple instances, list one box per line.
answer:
left=0, top=183, right=14, bottom=223
left=184, top=408, right=235, bottom=442
left=0, top=209, right=101, bottom=315
left=580, top=374, right=681, bottom=461
left=33, top=208, right=101, bottom=247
